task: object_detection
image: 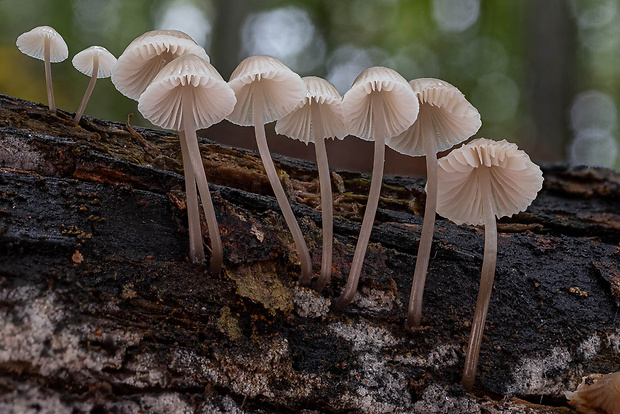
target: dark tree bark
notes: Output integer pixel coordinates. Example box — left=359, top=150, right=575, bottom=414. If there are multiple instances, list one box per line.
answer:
left=0, top=94, right=618, bottom=413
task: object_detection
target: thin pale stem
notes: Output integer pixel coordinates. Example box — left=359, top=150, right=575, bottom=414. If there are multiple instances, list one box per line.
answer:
left=182, top=87, right=223, bottom=275
left=462, top=167, right=497, bottom=392
left=44, top=37, right=56, bottom=115
left=178, top=130, right=205, bottom=264
left=335, top=93, right=386, bottom=308
left=74, top=56, right=99, bottom=123
left=253, top=97, right=313, bottom=284
left=312, top=102, right=333, bottom=291
left=407, top=109, right=438, bottom=328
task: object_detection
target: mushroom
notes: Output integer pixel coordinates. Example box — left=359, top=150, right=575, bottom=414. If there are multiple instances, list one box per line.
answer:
left=72, top=46, right=117, bottom=123
left=112, top=29, right=210, bottom=101
left=138, top=53, right=236, bottom=274
left=275, top=76, right=347, bottom=290
left=226, top=56, right=312, bottom=284
left=389, top=78, right=481, bottom=328
left=435, top=138, right=543, bottom=392
left=565, top=371, right=620, bottom=414
left=16, top=26, right=68, bottom=115
left=335, top=67, right=419, bottom=308
left=112, top=29, right=211, bottom=268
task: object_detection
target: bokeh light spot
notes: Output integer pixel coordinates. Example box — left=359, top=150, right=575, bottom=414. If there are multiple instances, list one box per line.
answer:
left=241, top=6, right=323, bottom=73
left=432, top=0, right=480, bottom=33
left=155, top=0, right=211, bottom=49
left=569, top=90, right=617, bottom=132
left=326, top=45, right=373, bottom=94
left=569, top=129, right=618, bottom=168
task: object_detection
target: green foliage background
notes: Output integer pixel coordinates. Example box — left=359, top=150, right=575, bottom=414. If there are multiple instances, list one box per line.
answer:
left=0, top=0, right=618, bottom=170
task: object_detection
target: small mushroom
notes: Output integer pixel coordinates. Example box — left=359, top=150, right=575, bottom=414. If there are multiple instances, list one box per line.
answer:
left=565, top=371, right=620, bottom=414
left=112, top=30, right=209, bottom=101
left=275, top=76, right=347, bottom=290
left=227, top=56, right=312, bottom=284
left=335, top=67, right=419, bottom=308
left=389, top=78, right=481, bottom=328
left=435, top=138, right=543, bottom=391
left=72, top=46, right=117, bottom=123
left=138, top=54, right=236, bottom=274
left=16, top=26, right=68, bottom=115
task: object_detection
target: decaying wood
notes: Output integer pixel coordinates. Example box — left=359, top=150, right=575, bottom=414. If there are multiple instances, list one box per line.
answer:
left=0, top=94, right=618, bottom=413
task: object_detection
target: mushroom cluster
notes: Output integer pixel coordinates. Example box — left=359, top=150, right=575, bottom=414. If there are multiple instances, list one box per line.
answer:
left=15, top=25, right=547, bottom=395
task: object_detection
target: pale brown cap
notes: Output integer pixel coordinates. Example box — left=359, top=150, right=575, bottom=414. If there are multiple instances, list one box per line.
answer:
left=436, top=138, right=543, bottom=226
left=565, top=371, right=620, bottom=414
left=112, top=30, right=210, bottom=101
left=137, top=54, right=236, bottom=131
left=275, top=76, right=346, bottom=144
left=72, top=46, right=117, bottom=78
left=16, top=26, right=68, bottom=63
left=227, top=55, right=306, bottom=126
left=389, top=78, right=481, bottom=156
left=343, top=66, right=419, bottom=141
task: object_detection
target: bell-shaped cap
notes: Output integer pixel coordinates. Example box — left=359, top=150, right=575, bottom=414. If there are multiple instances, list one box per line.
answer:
left=112, top=30, right=210, bottom=101
left=389, top=78, right=481, bottom=156
left=275, top=76, right=346, bottom=144
left=343, top=67, right=419, bottom=141
left=16, top=26, right=68, bottom=63
left=227, top=55, right=306, bottom=126
left=565, top=372, right=620, bottom=414
left=436, top=138, right=543, bottom=226
left=137, top=54, right=236, bottom=131
left=72, top=46, right=117, bottom=78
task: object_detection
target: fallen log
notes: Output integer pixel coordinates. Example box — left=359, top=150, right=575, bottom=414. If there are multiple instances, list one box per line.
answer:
left=0, top=94, right=618, bottom=413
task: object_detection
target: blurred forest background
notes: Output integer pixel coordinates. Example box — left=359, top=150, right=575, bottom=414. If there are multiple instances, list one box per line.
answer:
left=1, top=0, right=619, bottom=174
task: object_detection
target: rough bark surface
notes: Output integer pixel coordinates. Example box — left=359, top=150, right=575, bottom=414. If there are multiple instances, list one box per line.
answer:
left=0, top=94, right=618, bottom=413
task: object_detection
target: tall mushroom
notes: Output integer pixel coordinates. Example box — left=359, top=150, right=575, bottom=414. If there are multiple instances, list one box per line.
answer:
left=138, top=54, right=236, bottom=274
left=226, top=56, right=312, bottom=284
left=113, top=30, right=210, bottom=266
left=335, top=67, right=419, bottom=308
left=275, top=76, right=347, bottom=290
left=435, top=138, right=543, bottom=392
left=388, top=78, right=481, bottom=328
left=16, top=26, right=68, bottom=115
left=72, top=46, right=117, bottom=123
left=112, top=30, right=210, bottom=101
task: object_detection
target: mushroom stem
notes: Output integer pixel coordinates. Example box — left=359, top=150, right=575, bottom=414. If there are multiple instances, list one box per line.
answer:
left=407, top=110, right=438, bottom=328
left=182, top=87, right=223, bottom=275
left=312, top=102, right=334, bottom=291
left=335, top=93, right=386, bottom=308
left=252, top=97, right=313, bottom=284
left=462, top=167, right=497, bottom=392
left=74, top=56, right=99, bottom=123
left=178, top=130, right=206, bottom=264
left=43, top=36, right=56, bottom=115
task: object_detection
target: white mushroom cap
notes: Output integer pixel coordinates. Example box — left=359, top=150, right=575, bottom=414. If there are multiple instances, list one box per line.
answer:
left=389, top=78, right=481, bottom=156
left=137, top=54, right=236, bottom=131
left=275, top=76, right=346, bottom=144
left=16, top=26, right=68, bottom=63
left=112, top=30, right=210, bottom=101
left=227, top=55, right=306, bottom=126
left=436, top=138, right=543, bottom=226
left=72, top=46, right=117, bottom=78
left=343, top=66, right=419, bottom=141
left=565, top=372, right=620, bottom=414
